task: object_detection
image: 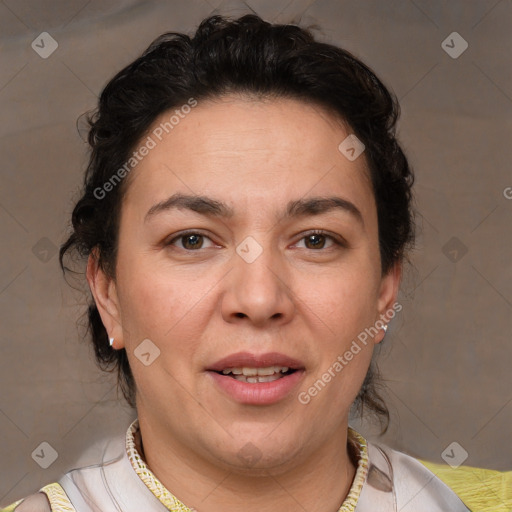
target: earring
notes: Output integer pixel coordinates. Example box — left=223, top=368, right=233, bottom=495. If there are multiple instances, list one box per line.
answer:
left=109, top=337, right=114, bottom=347
left=383, top=325, right=388, bottom=332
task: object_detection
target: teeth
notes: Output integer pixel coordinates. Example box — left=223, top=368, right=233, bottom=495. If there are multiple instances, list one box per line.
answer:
left=222, top=368, right=243, bottom=375
left=221, top=366, right=290, bottom=377
left=233, top=374, right=283, bottom=383
left=256, top=375, right=282, bottom=383
left=254, top=367, right=274, bottom=376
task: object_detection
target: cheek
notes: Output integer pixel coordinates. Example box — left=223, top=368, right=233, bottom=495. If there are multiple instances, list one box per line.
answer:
left=117, top=266, right=208, bottom=400
left=115, top=254, right=209, bottom=351
left=295, top=262, right=379, bottom=402
left=298, top=262, right=379, bottom=332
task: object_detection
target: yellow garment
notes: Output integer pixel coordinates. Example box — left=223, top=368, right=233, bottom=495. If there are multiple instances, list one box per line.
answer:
left=41, top=483, right=76, bottom=512
left=0, top=503, right=18, bottom=512
left=1, top=483, right=75, bottom=512
left=420, top=459, right=512, bottom=512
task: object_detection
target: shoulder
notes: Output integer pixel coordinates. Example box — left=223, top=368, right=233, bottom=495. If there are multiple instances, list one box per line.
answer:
left=419, top=458, right=512, bottom=512
left=1, top=483, right=75, bottom=512
left=1, top=493, right=51, bottom=512
left=362, top=441, right=471, bottom=511
left=368, top=441, right=511, bottom=512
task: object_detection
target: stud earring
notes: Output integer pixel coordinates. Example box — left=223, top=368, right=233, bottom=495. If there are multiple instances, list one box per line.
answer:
left=109, top=337, right=114, bottom=347
left=383, top=324, right=388, bottom=332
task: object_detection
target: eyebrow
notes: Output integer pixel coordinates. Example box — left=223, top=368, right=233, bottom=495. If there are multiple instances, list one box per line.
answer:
left=145, top=193, right=364, bottom=227
left=286, top=197, right=364, bottom=227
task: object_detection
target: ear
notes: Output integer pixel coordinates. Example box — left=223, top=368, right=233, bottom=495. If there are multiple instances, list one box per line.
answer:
left=86, top=250, right=125, bottom=349
left=373, top=261, right=402, bottom=344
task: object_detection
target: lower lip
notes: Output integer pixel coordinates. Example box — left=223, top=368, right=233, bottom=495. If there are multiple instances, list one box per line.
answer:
left=207, top=370, right=304, bottom=405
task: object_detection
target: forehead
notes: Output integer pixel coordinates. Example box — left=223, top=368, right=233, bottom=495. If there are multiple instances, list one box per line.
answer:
left=123, top=95, right=375, bottom=222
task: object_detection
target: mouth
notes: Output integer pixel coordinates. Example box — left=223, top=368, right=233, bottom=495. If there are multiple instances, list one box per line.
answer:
left=216, top=366, right=297, bottom=383
left=206, top=352, right=305, bottom=405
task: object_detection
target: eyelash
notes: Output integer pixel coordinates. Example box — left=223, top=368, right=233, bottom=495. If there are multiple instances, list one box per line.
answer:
left=165, top=229, right=346, bottom=251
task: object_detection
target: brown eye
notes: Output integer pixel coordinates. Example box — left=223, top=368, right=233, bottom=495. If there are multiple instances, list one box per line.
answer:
left=180, top=234, right=204, bottom=250
left=294, top=230, right=346, bottom=251
left=166, top=232, right=215, bottom=251
left=304, top=233, right=327, bottom=249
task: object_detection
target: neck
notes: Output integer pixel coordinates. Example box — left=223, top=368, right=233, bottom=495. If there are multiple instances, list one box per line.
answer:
left=134, top=417, right=357, bottom=512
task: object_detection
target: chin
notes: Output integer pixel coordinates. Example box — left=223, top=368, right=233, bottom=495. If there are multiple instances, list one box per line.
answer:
left=205, top=431, right=306, bottom=476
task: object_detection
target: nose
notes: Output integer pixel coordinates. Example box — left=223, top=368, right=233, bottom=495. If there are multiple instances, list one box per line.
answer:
left=220, top=238, right=296, bottom=328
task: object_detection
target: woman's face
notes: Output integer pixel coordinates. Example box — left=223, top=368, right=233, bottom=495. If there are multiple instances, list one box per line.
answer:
left=91, top=95, right=400, bottom=473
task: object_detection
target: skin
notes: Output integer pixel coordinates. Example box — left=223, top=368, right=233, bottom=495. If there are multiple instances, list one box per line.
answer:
left=87, top=95, right=401, bottom=512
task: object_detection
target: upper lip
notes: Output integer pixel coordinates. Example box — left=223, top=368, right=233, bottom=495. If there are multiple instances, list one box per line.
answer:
left=206, top=352, right=305, bottom=372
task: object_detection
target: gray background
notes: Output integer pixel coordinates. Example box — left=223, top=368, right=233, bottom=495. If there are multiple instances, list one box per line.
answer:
left=1, top=0, right=511, bottom=505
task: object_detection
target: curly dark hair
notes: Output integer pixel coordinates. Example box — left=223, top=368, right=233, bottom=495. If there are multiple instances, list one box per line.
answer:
left=60, top=13, right=415, bottom=430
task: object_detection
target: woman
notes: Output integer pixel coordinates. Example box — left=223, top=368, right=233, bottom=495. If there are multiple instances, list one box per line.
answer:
left=4, top=13, right=509, bottom=512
